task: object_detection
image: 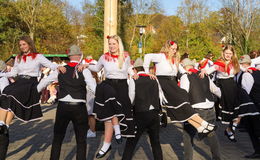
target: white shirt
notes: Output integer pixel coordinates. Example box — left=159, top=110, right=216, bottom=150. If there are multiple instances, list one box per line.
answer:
left=0, top=54, right=58, bottom=78
left=37, top=61, right=96, bottom=103
left=88, top=54, right=131, bottom=79
left=241, top=72, right=254, bottom=94
left=180, top=73, right=221, bottom=109
left=251, top=57, right=260, bottom=69
left=206, top=64, right=235, bottom=79
left=143, top=53, right=185, bottom=76
left=0, top=77, right=9, bottom=93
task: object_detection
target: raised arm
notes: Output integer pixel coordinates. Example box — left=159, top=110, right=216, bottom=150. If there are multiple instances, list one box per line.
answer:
left=38, top=54, right=59, bottom=71
left=0, top=59, right=18, bottom=78
left=88, top=55, right=104, bottom=72
left=143, top=53, right=161, bottom=74
left=83, top=69, right=96, bottom=94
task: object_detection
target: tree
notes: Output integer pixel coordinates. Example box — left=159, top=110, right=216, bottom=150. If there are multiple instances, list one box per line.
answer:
left=219, top=0, right=260, bottom=54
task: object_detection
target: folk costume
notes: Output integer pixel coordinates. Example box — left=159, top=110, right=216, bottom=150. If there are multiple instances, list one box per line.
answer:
left=122, top=58, right=163, bottom=160
left=88, top=52, right=134, bottom=137
left=0, top=53, right=59, bottom=122
left=180, top=68, right=222, bottom=160
left=143, top=53, right=198, bottom=123
left=206, top=59, right=258, bottom=124
left=238, top=66, right=260, bottom=157
left=37, top=45, right=96, bottom=160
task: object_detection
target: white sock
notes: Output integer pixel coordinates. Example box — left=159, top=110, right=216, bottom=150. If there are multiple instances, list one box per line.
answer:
left=232, top=123, right=238, bottom=131
left=226, top=130, right=235, bottom=139
left=201, top=121, right=214, bottom=131
left=99, top=142, right=111, bottom=154
left=113, top=124, right=121, bottom=139
left=197, top=126, right=209, bottom=133
left=6, top=125, right=9, bottom=128
left=0, top=121, right=5, bottom=126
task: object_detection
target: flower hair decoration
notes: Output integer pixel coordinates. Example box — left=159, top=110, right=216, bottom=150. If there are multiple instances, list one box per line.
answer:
left=107, top=35, right=110, bottom=39
left=170, top=41, right=175, bottom=45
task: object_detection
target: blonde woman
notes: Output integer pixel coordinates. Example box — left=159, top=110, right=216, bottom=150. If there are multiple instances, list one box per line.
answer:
left=143, top=40, right=217, bottom=139
left=87, top=35, right=134, bottom=159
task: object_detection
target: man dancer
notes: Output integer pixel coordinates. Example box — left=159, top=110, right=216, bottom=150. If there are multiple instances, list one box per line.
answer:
left=37, top=45, right=96, bottom=160
left=122, top=58, right=163, bottom=160
left=180, top=58, right=222, bottom=160
left=239, top=55, right=260, bottom=159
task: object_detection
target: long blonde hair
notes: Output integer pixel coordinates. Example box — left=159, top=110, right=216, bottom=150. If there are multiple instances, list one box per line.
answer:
left=160, top=40, right=180, bottom=64
left=221, top=45, right=240, bottom=74
left=107, top=35, right=125, bottom=69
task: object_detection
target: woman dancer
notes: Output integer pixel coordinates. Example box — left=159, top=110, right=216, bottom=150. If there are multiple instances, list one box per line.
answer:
left=87, top=35, right=134, bottom=159
left=143, top=40, right=217, bottom=139
left=200, top=45, right=247, bottom=142
left=0, top=36, right=65, bottom=159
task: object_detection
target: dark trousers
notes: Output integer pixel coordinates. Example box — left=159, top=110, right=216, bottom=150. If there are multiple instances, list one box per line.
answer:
left=243, top=115, right=260, bottom=154
left=183, top=108, right=221, bottom=160
left=50, top=102, right=88, bottom=160
left=0, top=134, right=9, bottom=160
left=122, top=110, right=163, bottom=160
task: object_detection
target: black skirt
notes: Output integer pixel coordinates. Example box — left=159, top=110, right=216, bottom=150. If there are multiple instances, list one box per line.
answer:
left=157, top=76, right=198, bottom=122
left=234, top=87, right=260, bottom=117
left=217, top=78, right=240, bottom=124
left=93, top=79, right=135, bottom=137
left=0, top=76, right=42, bottom=122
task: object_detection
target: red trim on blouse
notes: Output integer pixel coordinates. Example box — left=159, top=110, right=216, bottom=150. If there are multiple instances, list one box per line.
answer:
left=22, top=53, right=38, bottom=62
left=67, top=62, right=78, bottom=67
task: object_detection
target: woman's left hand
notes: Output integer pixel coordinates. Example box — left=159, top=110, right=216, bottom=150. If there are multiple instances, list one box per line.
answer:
left=57, top=66, right=66, bottom=74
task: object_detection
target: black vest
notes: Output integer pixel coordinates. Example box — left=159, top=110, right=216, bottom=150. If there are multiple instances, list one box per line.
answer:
left=58, top=65, right=86, bottom=100
left=250, top=70, right=260, bottom=105
left=187, top=72, right=214, bottom=105
left=134, top=76, right=160, bottom=112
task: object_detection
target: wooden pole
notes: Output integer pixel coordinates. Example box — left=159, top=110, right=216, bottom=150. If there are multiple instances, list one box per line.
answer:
left=104, top=0, right=118, bottom=53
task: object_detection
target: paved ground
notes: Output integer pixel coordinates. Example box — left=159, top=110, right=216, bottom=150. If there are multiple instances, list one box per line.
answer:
left=5, top=104, right=258, bottom=160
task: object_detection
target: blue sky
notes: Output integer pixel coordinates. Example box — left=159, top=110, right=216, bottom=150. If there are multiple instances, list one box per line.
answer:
left=69, top=0, right=222, bottom=15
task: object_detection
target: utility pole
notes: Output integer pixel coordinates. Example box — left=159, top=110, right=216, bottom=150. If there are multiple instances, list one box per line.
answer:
left=104, top=0, right=118, bottom=53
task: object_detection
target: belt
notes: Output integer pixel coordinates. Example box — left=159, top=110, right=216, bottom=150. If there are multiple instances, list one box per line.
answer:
left=195, top=108, right=213, bottom=111
left=157, top=76, right=176, bottom=81
left=59, top=101, right=85, bottom=105
left=18, top=75, right=35, bottom=79
left=106, top=78, right=126, bottom=83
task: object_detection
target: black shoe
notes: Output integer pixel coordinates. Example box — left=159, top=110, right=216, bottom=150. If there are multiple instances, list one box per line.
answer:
left=96, top=146, right=112, bottom=159
left=198, top=125, right=217, bottom=140
left=0, top=125, right=8, bottom=135
left=244, top=153, right=260, bottom=159
left=115, top=134, right=123, bottom=144
left=224, top=130, right=237, bottom=142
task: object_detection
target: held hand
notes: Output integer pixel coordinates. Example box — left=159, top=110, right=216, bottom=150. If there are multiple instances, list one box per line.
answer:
left=199, top=69, right=207, bottom=78
left=149, top=74, right=157, bottom=80
left=132, top=74, right=139, bottom=80
left=57, top=66, right=66, bottom=74
left=77, top=64, right=88, bottom=72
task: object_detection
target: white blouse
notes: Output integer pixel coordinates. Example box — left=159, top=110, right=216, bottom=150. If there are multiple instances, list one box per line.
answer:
left=0, top=54, right=58, bottom=78
left=88, top=54, right=131, bottom=79
left=143, top=53, right=184, bottom=76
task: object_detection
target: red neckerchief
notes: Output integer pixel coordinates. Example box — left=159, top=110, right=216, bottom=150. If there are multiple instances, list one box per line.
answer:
left=22, top=53, right=38, bottom=62
left=188, top=68, right=198, bottom=73
left=248, top=67, right=257, bottom=71
left=67, top=62, right=78, bottom=67
left=104, top=52, right=129, bottom=62
left=138, top=73, right=150, bottom=77
left=164, top=53, right=174, bottom=64
left=214, top=59, right=232, bottom=75
left=84, top=58, right=93, bottom=64
left=199, top=59, right=209, bottom=69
